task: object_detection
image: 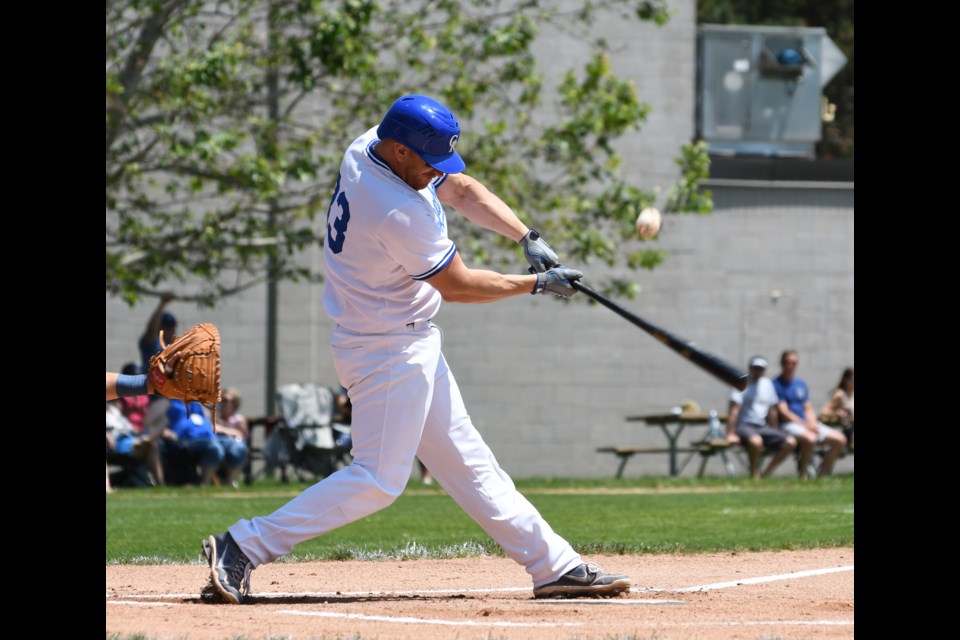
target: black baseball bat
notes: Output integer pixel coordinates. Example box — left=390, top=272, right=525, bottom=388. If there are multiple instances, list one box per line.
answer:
left=572, top=281, right=748, bottom=391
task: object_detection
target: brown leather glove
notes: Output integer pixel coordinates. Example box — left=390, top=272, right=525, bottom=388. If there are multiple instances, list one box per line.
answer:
left=148, top=323, right=222, bottom=426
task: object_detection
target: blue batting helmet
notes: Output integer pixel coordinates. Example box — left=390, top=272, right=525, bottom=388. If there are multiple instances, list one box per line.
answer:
left=377, top=94, right=465, bottom=174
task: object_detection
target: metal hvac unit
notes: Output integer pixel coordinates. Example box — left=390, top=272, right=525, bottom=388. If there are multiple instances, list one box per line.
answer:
left=696, top=24, right=847, bottom=158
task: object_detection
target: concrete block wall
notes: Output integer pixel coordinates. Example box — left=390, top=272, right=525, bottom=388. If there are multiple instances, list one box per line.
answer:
left=106, top=1, right=854, bottom=478
left=533, top=0, right=697, bottom=193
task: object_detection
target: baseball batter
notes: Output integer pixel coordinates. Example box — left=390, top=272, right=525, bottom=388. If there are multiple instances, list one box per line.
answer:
left=204, top=94, right=631, bottom=603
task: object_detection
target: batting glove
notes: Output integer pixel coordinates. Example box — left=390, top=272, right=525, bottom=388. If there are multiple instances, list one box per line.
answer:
left=532, top=267, right=583, bottom=297
left=519, top=229, right=560, bottom=273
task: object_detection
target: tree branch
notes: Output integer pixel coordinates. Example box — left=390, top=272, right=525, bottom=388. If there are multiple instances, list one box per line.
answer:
left=107, top=0, right=192, bottom=154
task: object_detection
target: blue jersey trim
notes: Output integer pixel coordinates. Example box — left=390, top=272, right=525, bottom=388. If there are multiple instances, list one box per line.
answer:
left=413, top=245, right=457, bottom=281
left=366, top=140, right=391, bottom=171
left=433, top=174, right=449, bottom=188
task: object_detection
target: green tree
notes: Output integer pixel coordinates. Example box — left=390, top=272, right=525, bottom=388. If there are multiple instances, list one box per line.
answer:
left=696, top=0, right=854, bottom=158
left=106, top=0, right=711, bottom=307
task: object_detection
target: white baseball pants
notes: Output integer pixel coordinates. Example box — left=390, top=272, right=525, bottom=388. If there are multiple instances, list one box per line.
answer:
left=228, top=322, right=581, bottom=587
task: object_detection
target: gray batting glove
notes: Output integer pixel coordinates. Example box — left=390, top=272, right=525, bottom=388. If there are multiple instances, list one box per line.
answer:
left=519, top=229, right=560, bottom=273
left=532, top=267, right=583, bottom=297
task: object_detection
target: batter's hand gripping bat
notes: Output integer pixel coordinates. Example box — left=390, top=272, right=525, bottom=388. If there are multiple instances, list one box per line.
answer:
left=571, top=281, right=748, bottom=391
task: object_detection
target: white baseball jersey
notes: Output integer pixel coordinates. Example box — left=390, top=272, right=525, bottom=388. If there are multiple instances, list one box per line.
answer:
left=729, top=376, right=779, bottom=427
left=322, top=127, right=456, bottom=334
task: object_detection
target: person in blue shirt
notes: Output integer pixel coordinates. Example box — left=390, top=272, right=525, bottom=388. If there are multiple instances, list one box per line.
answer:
left=166, top=400, right=224, bottom=485
left=772, top=350, right=847, bottom=479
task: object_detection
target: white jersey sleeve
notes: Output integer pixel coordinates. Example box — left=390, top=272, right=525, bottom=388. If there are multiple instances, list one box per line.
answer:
left=322, top=127, right=456, bottom=333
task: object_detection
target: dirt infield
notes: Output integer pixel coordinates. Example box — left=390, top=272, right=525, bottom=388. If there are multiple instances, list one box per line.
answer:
left=106, top=547, right=854, bottom=639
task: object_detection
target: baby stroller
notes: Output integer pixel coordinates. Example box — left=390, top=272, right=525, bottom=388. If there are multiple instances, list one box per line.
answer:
left=260, top=383, right=352, bottom=482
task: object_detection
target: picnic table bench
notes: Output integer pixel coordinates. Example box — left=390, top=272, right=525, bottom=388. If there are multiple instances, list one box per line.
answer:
left=596, top=411, right=737, bottom=478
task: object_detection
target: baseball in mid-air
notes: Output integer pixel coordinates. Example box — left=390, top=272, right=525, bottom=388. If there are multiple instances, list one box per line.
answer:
left=635, top=207, right=662, bottom=239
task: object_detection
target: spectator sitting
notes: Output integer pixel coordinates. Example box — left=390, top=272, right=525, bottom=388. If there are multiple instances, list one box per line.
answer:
left=773, top=350, right=848, bottom=479
left=117, top=362, right=164, bottom=486
left=106, top=400, right=154, bottom=488
left=727, top=356, right=797, bottom=479
left=118, top=363, right=149, bottom=430
left=164, top=399, right=224, bottom=486
left=217, top=388, right=250, bottom=488
left=820, top=367, right=854, bottom=452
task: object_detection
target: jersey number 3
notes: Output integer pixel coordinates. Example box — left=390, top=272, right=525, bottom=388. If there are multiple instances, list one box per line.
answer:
left=326, top=173, right=350, bottom=254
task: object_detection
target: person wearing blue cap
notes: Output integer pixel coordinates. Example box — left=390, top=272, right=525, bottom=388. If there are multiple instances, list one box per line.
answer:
left=138, top=293, right=178, bottom=376
left=203, top=94, right=629, bottom=604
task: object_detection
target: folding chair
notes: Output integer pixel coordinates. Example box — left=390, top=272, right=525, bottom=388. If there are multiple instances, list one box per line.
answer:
left=258, top=383, right=352, bottom=483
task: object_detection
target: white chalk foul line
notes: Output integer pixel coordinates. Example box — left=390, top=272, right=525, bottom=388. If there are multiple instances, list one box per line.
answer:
left=666, top=564, right=854, bottom=592
left=275, top=609, right=578, bottom=628
left=104, top=600, right=851, bottom=628
left=625, top=619, right=853, bottom=628
left=718, top=620, right=853, bottom=626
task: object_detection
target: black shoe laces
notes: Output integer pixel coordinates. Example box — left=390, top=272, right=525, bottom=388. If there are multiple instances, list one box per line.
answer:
left=228, top=549, right=253, bottom=596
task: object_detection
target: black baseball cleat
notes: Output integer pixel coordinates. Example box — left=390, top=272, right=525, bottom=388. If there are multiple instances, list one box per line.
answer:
left=533, top=562, right=632, bottom=599
left=202, top=531, right=252, bottom=604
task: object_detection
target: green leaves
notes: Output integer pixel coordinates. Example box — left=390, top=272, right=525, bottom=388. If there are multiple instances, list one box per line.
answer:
left=665, top=141, right=713, bottom=214
left=106, top=0, right=714, bottom=306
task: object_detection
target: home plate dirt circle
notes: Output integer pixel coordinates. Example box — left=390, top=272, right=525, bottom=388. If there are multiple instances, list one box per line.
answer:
left=106, top=547, right=854, bottom=639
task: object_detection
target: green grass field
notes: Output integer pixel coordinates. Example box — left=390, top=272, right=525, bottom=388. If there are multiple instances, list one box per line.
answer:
left=105, top=475, right=854, bottom=564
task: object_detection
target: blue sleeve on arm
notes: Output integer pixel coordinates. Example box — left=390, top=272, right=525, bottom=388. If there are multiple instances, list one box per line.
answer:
left=116, top=374, right=149, bottom=398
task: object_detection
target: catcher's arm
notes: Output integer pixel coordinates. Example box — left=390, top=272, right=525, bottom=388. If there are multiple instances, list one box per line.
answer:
left=106, top=372, right=143, bottom=401
left=106, top=355, right=179, bottom=401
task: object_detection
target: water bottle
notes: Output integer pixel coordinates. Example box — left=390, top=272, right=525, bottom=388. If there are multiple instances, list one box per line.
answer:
left=708, top=409, right=722, bottom=440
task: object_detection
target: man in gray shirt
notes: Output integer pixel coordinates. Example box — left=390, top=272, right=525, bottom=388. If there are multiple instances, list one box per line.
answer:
left=727, top=356, right=797, bottom=479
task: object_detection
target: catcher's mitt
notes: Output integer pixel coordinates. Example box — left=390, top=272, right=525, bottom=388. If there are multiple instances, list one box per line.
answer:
left=148, top=323, right=222, bottom=428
